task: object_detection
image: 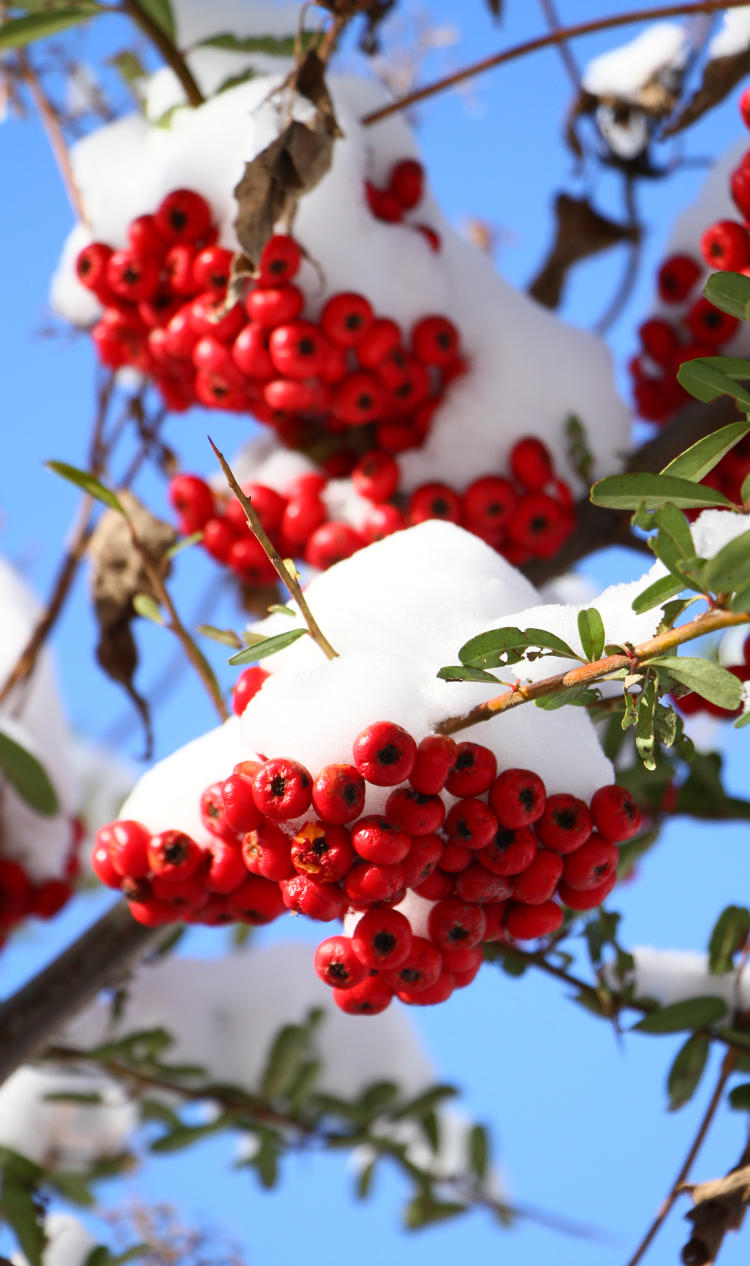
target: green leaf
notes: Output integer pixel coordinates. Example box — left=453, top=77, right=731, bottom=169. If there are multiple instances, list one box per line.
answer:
left=197, top=624, right=242, bottom=649
left=267, top=604, right=295, bottom=618
left=660, top=419, right=750, bottom=482
left=165, top=530, right=203, bottom=558
left=635, top=675, right=657, bottom=771
left=458, top=626, right=578, bottom=669
left=135, top=0, right=175, bottom=40
left=260, top=1024, right=311, bottom=1100
left=632, top=573, right=687, bottom=614
left=666, top=1033, right=710, bottom=1111
left=1, top=1168, right=46, bottom=1266
left=590, top=473, right=732, bottom=511
left=708, top=905, right=750, bottom=974
left=254, top=1137, right=278, bottom=1189
left=700, top=530, right=750, bottom=594
left=356, top=1157, right=377, bottom=1199
left=523, top=628, right=580, bottom=659
left=132, top=593, right=163, bottom=625
left=632, top=995, right=728, bottom=1034
left=648, top=656, right=743, bottom=711
left=742, top=470, right=750, bottom=505
left=357, top=1081, right=400, bottom=1117
left=0, top=730, right=59, bottom=816
left=677, top=355, right=750, bottom=408
left=197, top=31, right=298, bottom=56
left=46, top=1169, right=96, bottom=1207
left=734, top=709, right=750, bottom=729
left=577, top=608, right=605, bottom=662
left=404, top=1196, right=467, bottom=1229
left=46, top=461, right=124, bottom=513
left=728, top=1082, right=750, bottom=1110
left=0, top=7, right=97, bottom=46
left=730, top=583, right=750, bottom=612
left=436, top=665, right=502, bottom=684
left=391, top=1084, right=458, bottom=1121
left=467, top=1124, right=489, bottom=1182
left=702, top=271, right=750, bottom=321
left=150, top=1118, right=228, bottom=1153
left=228, top=628, right=306, bottom=665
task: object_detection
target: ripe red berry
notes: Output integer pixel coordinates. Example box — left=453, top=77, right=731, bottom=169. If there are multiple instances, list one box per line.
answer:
left=638, top=318, right=679, bottom=366
left=242, top=821, right=294, bottom=881
left=454, top=863, right=513, bottom=904
left=280, top=873, right=346, bottom=921
left=268, top=320, right=330, bottom=379
left=444, top=799, right=498, bottom=850
left=509, top=437, right=554, bottom=491
left=205, top=840, right=247, bottom=893
left=91, top=841, right=122, bottom=888
left=477, top=826, right=537, bottom=876
left=331, top=372, right=384, bottom=425
left=428, top=898, right=487, bottom=950
left=701, top=219, right=750, bottom=271
left=232, top=665, right=270, bottom=716
left=232, top=324, right=274, bottom=379
left=352, top=907, right=413, bottom=970
left=512, top=850, right=563, bottom=904
left=401, top=833, right=443, bottom=887
left=535, top=794, right=593, bottom=853
left=128, top=214, right=166, bottom=257
left=314, top=935, right=370, bottom=989
left=333, top=976, right=393, bottom=1015
left=281, top=494, right=328, bottom=547
left=30, top=879, right=72, bottom=920
left=409, top=734, right=457, bottom=794
left=489, top=768, right=546, bottom=828
left=410, top=315, right=459, bottom=366
left=147, top=830, right=203, bottom=882
left=155, top=188, right=213, bottom=243
left=291, top=820, right=354, bottom=881
left=101, top=819, right=151, bottom=879
left=246, top=283, right=304, bottom=326
left=257, top=233, right=301, bottom=284
left=388, top=158, right=424, bottom=209
left=228, top=874, right=286, bottom=924
left=590, top=785, right=641, bottom=841
left=685, top=297, right=739, bottom=348
left=356, top=317, right=402, bottom=368
left=152, top=874, right=209, bottom=912
left=353, top=721, right=417, bottom=786
left=127, top=896, right=175, bottom=927
left=221, top=773, right=263, bottom=834
left=361, top=504, right=408, bottom=543
left=562, top=836, right=619, bottom=891
left=408, top=482, right=462, bottom=525
left=558, top=871, right=617, bottom=911
left=169, top=474, right=215, bottom=532
left=657, top=254, right=702, bottom=303
left=352, top=815, right=412, bottom=865
left=365, top=181, right=403, bottom=223
left=508, top=493, right=572, bottom=559
left=413, top=869, right=453, bottom=900
left=76, top=242, right=113, bottom=293
left=321, top=292, right=374, bottom=346
left=504, top=899, right=563, bottom=940
left=344, top=860, right=405, bottom=908
left=462, top=476, right=518, bottom=539
left=189, top=293, right=245, bottom=342
left=385, top=787, right=445, bottom=835
left=439, top=841, right=473, bottom=873
left=445, top=742, right=497, bottom=797
left=414, top=223, right=441, bottom=252
left=397, top=971, right=454, bottom=1006
left=385, top=936, right=442, bottom=994
left=305, top=521, right=364, bottom=569
left=252, top=758, right=313, bottom=820
left=311, top=764, right=366, bottom=825
left=352, top=451, right=400, bottom=503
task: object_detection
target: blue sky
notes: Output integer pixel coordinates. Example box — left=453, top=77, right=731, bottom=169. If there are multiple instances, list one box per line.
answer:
left=2, top=2, right=750, bottom=1264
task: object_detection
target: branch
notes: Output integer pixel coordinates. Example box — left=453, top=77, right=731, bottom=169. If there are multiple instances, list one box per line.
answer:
left=437, top=607, right=750, bottom=736
left=623, top=1048, right=737, bottom=1266
left=209, top=438, right=338, bottom=661
left=537, top=0, right=581, bottom=91
left=120, top=0, right=204, bottom=108
left=14, top=49, right=90, bottom=227
left=360, top=1, right=750, bottom=127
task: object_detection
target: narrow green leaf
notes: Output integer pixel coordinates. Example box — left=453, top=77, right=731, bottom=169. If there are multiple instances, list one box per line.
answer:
left=166, top=530, right=203, bottom=558
left=197, top=624, right=242, bottom=649
left=577, top=608, right=605, bottom=662
left=591, top=473, right=732, bottom=511
left=132, top=593, right=163, bottom=625
left=0, top=8, right=96, bottom=46
left=254, top=1137, right=278, bottom=1189
left=660, top=418, right=750, bottom=481
left=404, top=1196, right=467, bottom=1229
left=468, top=1123, right=489, bottom=1182
left=666, top=1033, right=710, bottom=1111
left=46, top=461, right=124, bottom=513
left=741, top=470, right=750, bottom=505
left=728, top=1082, right=750, bottom=1110
left=677, top=355, right=750, bottom=408
left=261, top=1024, right=310, bottom=1100
left=197, top=31, right=298, bottom=55
left=458, top=627, right=526, bottom=667
left=734, top=709, right=750, bottom=729
left=635, top=675, right=657, bottom=770
left=1, top=1169, right=46, bottom=1266
left=150, top=1119, right=227, bottom=1153
left=0, top=730, right=59, bottom=816
left=357, top=1081, right=400, bottom=1116
left=708, top=905, right=750, bottom=973
left=228, top=628, right=306, bottom=665
left=267, top=604, right=295, bottom=618
left=522, top=628, right=580, bottom=659
left=632, top=573, right=687, bottom=613
left=391, top=1085, right=458, bottom=1121
left=649, top=656, right=743, bottom=710
left=632, top=995, right=727, bottom=1034
left=356, top=1157, right=377, bottom=1199
left=701, top=530, right=750, bottom=594
left=731, top=583, right=750, bottom=613
left=436, top=665, right=502, bottom=684
left=703, top=271, right=750, bottom=320
left=135, top=0, right=175, bottom=40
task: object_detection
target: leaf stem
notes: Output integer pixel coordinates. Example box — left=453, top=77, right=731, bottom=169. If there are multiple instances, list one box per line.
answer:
left=120, top=0, right=203, bottom=108
left=437, top=607, right=750, bottom=736
left=15, top=48, right=90, bottom=227
left=208, top=438, right=338, bottom=662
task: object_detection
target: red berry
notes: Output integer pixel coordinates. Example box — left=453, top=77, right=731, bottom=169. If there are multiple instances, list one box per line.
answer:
left=155, top=188, right=213, bottom=243
left=365, top=181, right=403, bottom=222
left=535, top=794, right=593, bottom=853
left=321, top=292, right=374, bottom=346
left=414, top=223, right=441, bottom=252
left=344, top=860, right=405, bottom=907
left=152, top=874, right=209, bottom=912
left=189, top=293, right=245, bottom=342
left=252, top=758, right=313, bottom=820
left=413, top=869, right=453, bottom=900
left=128, top=896, right=175, bottom=927
left=205, top=840, right=247, bottom=893
left=562, top=836, right=619, bottom=891
left=164, top=243, right=199, bottom=296
left=105, top=249, right=160, bottom=302
left=242, top=821, right=294, bottom=881
left=477, top=826, right=537, bottom=876
left=147, top=830, right=203, bottom=882
left=702, top=219, right=750, bottom=270
left=462, top=476, right=518, bottom=539
left=740, top=87, right=750, bottom=130
left=489, top=768, right=546, bottom=828
left=439, top=841, right=473, bottom=873
left=101, top=819, right=151, bottom=879
left=352, top=815, right=412, bottom=865
left=221, top=773, right=263, bottom=834
left=410, top=315, right=459, bottom=367
left=232, top=666, right=269, bottom=716
left=258, top=234, right=301, bottom=284
left=353, top=721, right=417, bottom=786
left=314, top=935, right=369, bottom=989
left=76, top=242, right=113, bottom=293
left=268, top=320, right=330, bottom=379
left=509, top=437, right=554, bottom=491
left=356, top=317, right=402, bottom=368
left=408, top=482, right=462, bottom=526
left=512, top=850, right=563, bottom=904
left=352, top=907, right=413, bottom=970
left=245, top=283, right=304, bottom=326
left=428, top=898, right=486, bottom=950
left=401, top=833, right=443, bottom=887
left=385, top=787, right=445, bottom=835
left=331, top=372, right=384, bottom=425
left=385, top=936, right=442, bottom=994
left=91, top=841, right=122, bottom=888
left=305, top=522, right=364, bottom=569
left=361, top=504, right=408, bottom=543
left=128, top=214, right=166, bottom=257
left=590, top=785, right=641, bottom=841
left=280, top=873, right=346, bottom=921
left=311, top=763, right=366, bottom=825
left=388, top=158, right=424, bottom=209
left=232, top=324, right=275, bottom=378
left=291, top=820, right=354, bottom=881
left=444, top=799, right=498, bottom=850
left=193, top=245, right=233, bottom=292
left=409, top=734, right=457, bottom=794
left=454, top=863, right=513, bottom=904
left=508, top=493, right=572, bottom=559
left=657, top=254, right=702, bottom=303
left=169, top=474, right=215, bottom=532
left=397, top=971, right=454, bottom=1006
left=30, top=879, right=72, bottom=920
left=445, top=742, right=497, bottom=797
left=638, top=318, right=679, bottom=366
left=558, top=871, right=617, bottom=911
left=333, top=976, right=393, bottom=1015
left=352, top=451, right=399, bottom=503
left=685, top=297, right=739, bottom=347
left=505, top=900, right=563, bottom=940
left=228, top=875, right=286, bottom=924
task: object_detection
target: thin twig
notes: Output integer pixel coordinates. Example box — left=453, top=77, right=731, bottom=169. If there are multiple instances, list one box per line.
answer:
left=594, top=176, right=642, bottom=336
left=437, top=607, right=750, bottom=736
left=209, top=438, right=338, bottom=662
left=537, top=0, right=581, bottom=91
left=120, top=0, right=204, bottom=108
left=14, top=49, right=90, bottom=227
left=361, top=1, right=750, bottom=127
left=623, top=1047, right=737, bottom=1266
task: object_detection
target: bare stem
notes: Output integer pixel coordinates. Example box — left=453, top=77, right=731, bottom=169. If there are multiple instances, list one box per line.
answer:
left=120, top=0, right=204, bottom=108
left=209, top=438, right=338, bottom=662
left=623, top=1048, right=737, bottom=1266
left=437, top=608, right=750, bottom=736
left=537, top=0, right=581, bottom=90
left=15, top=49, right=90, bottom=226
left=361, top=1, right=750, bottom=127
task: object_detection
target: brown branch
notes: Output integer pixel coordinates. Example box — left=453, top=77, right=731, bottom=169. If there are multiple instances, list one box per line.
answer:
left=623, top=1048, right=737, bottom=1266
left=537, top=0, right=581, bottom=91
left=120, top=0, right=204, bottom=108
left=209, top=438, right=338, bottom=662
left=361, top=1, right=750, bottom=127
left=437, top=607, right=750, bottom=736
left=594, top=177, right=642, bottom=336
left=15, top=49, right=90, bottom=227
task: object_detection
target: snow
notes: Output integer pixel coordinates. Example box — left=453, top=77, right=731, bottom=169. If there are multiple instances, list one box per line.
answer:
left=52, top=72, right=630, bottom=494
left=0, top=1066, right=137, bottom=1169
left=582, top=24, right=687, bottom=102
left=709, top=7, right=750, bottom=58
left=13, top=1214, right=96, bottom=1266
left=616, top=947, right=750, bottom=1010
left=691, top=507, right=750, bottom=558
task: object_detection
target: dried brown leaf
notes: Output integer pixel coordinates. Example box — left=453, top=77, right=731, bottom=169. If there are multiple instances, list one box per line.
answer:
left=680, top=1155, right=750, bottom=1265
left=664, top=49, right=750, bottom=137
left=528, top=193, right=638, bottom=309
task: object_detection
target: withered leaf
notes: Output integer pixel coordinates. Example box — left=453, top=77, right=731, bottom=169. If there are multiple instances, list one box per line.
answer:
left=233, top=51, right=341, bottom=268
left=680, top=1156, right=750, bottom=1265
left=88, top=490, right=176, bottom=758
left=664, top=49, right=750, bottom=137
left=528, top=194, right=638, bottom=310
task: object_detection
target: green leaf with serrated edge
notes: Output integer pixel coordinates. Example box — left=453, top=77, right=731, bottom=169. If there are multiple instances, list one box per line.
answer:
left=649, top=656, right=743, bottom=710
left=437, top=665, right=502, bottom=684
left=708, top=905, right=750, bottom=974
left=0, top=730, right=59, bottom=816
left=165, top=530, right=202, bottom=558
left=677, top=356, right=750, bottom=408
left=1, top=1168, right=46, bottom=1266
left=135, top=0, right=175, bottom=40
left=197, top=624, right=242, bottom=648
left=632, top=573, right=687, bottom=613
left=701, top=529, right=750, bottom=594
left=703, top=271, right=750, bottom=320
left=632, top=995, right=728, bottom=1034
left=468, top=1124, right=489, bottom=1181
left=132, top=593, right=163, bottom=625
left=46, top=461, right=124, bottom=513
left=0, top=8, right=96, bottom=46
left=267, top=604, right=295, bottom=618
left=728, top=1083, right=750, bottom=1110
left=197, top=31, right=298, bottom=55
left=228, top=628, right=306, bottom=665
left=660, top=418, right=750, bottom=481
left=577, top=608, right=605, bottom=662
left=666, top=1033, right=710, bottom=1111
left=591, top=473, right=733, bottom=511
left=636, top=675, right=657, bottom=770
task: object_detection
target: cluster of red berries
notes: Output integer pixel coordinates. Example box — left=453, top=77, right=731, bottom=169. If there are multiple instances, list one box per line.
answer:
left=630, top=89, right=750, bottom=428
left=675, top=633, right=750, bottom=719
left=93, top=722, right=641, bottom=1014
left=169, top=433, right=575, bottom=580
left=364, top=158, right=441, bottom=253
left=0, top=821, right=81, bottom=950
